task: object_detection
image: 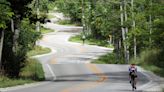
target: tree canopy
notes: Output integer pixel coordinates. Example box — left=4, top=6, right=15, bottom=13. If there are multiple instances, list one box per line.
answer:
left=55, top=0, right=164, bottom=65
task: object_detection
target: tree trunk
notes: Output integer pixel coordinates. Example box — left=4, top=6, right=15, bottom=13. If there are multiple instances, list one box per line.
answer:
left=11, top=19, right=14, bottom=32
left=149, top=0, right=152, bottom=46
left=134, top=36, right=137, bottom=59
left=120, top=1, right=127, bottom=63
left=124, top=0, right=129, bottom=63
left=82, top=0, right=85, bottom=35
left=0, top=30, right=4, bottom=69
left=13, top=22, right=20, bottom=52
left=131, top=0, right=137, bottom=59
left=149, top=15, right=152, bottom=45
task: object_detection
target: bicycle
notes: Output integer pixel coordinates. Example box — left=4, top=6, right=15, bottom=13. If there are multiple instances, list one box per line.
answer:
left=131, top=77, right=137, bottom=91
left=130, top=71, right=137, bottom=91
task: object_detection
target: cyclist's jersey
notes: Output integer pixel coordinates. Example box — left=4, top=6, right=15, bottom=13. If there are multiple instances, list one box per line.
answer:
left=129, top=66, right=137, bottom=73
left=129, top=65, right=137, bottom=79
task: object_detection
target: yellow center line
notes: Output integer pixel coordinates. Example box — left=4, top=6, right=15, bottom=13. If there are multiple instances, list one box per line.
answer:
left=49, top=56, right=57, bottom=64
left=75, top=45, right=86, bottom=53
left=60, top=64, right=108, bottom=92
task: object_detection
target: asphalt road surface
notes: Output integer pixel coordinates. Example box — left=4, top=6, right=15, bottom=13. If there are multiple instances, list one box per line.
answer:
left=4, top=14, right=152, bottom=92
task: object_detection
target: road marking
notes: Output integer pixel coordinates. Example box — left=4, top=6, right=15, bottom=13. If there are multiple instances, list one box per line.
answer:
left=46, top=64, right=56, bottom=80
left=60, top=64, right=108, bottom=92
left=49, top=56, right=57, bottom=64
left=137, top=66, right=154, bottom=90
left=86, top=64, right=108, bottom=83
left=75, top=45, right=86, bottom=53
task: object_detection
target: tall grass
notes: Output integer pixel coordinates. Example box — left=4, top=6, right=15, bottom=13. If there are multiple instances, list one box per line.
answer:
left=130, top=49, right=160, bottom=65
left=20, top=59, right=45, bottom=81
left=0, top=59, right=44, bottom=88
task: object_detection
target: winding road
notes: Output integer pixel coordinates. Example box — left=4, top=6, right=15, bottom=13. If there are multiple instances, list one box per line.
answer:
left=4, top=13, right=163, bottom=92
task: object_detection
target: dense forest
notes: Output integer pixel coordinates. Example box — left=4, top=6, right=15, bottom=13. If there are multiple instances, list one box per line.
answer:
left=55, top=0, right=164, bottom=70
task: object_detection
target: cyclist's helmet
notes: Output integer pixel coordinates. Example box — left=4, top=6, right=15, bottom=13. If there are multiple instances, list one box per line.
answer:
left=131, top=64, right=135, bottom=67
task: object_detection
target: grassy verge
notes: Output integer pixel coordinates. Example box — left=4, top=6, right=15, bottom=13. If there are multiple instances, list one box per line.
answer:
left=69, top=35, right=114, bottom=48
left=48, top=14, right=56, bottom=19
left=92, top=53, right=124, bottom=64
left=0, top=59, right=44, bottom=88
left=20, top=59, right=45, bottom=81
left=57, top=20, right=81, bottom=26
left=0, top=77, right=34, bottom=88
left=41, top=27, right=54, bottom=34
left=27, top=46, right=51, bottom=57
left=143, top=65, right=164, bottom=77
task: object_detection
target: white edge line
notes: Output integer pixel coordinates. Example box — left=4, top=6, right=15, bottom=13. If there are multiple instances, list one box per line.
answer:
left=0, top=82, right=49, bottom=92
left=46, top=64, right=56, bottom=80
left=137, top=66, right=153, bottom=90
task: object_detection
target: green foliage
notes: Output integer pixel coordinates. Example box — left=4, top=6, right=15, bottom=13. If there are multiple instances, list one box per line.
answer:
left=27, top=46, right=51, bottom=57
left=0, top=0, right=13, bottom=29
left=130, top=49, right=160, bottom=65
left=55, top=0, right=82, bottom=23
left=19, top=18, right=42, bottom=49
left=20, top=59, right=45, bottom=81
left=153, top=17, right=164, bottom=49
left=130, top=49, right=164, bottom=77
left=57, top=20, right=81, bottom=26
left=2, top=18, right=41, bottom=77
left=57, top=0, right=164, bottom=65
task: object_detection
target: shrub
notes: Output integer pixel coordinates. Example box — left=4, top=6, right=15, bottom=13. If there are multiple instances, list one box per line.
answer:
left=20, top=59, right=45, bottom=81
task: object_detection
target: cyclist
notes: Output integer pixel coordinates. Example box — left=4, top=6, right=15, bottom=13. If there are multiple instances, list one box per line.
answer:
left=129, top=64, right=138, bottom=90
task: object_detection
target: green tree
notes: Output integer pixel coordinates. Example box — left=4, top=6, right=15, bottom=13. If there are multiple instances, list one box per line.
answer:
left=0, top=0, right=13, bottom=71
left=1, top=0, right=41, bottom=77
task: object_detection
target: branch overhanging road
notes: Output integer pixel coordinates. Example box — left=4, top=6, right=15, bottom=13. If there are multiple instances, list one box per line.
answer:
left=4, top=13, right=163, bottom=92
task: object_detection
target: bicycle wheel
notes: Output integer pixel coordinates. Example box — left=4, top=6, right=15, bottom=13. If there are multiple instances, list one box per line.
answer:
left=131, top=79, right=135, bottom=91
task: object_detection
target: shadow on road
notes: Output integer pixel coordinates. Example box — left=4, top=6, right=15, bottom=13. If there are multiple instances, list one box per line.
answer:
left=52, top=71, right=149, bottom=85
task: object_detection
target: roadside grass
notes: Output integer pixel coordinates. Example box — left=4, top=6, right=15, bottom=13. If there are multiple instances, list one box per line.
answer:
left=69, top=35, right=114, bottom=48
left=27, top=46, right=51, bottom=57
left=93, top=53, right=124, bottom=64
left=57, top=20, right=81, bottom=26
left=0, top=76, right=34, bottom=88
left=130, top=49, right=164, bottom=77
left=143, top=65, right=164, bottom=77
left=20, top=59, right=45, bottom=81
left=0, top=59, right=44, bottom=88
left=48, top=14, right=56, bottom=19
left=41, top=27, right=54, bottom=34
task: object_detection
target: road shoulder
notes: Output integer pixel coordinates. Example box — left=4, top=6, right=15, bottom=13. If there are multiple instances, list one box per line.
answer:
left=138, top=66, right=164, bottom=92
